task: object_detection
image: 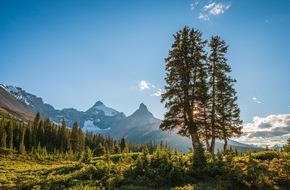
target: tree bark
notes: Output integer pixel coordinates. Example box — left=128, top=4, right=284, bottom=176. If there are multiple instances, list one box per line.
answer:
left=223, top=138, right=228, bottom=155
left=210, top=49, right=216, bottom=156
left=210, top=129, right=215, bottom=155
left=205, top=138, right=210, bottom=151
left=190, top=129, right=200, bottom=152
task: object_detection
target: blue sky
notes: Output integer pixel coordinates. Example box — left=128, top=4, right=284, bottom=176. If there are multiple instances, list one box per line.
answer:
left=1, top=0, right=290, bottom=146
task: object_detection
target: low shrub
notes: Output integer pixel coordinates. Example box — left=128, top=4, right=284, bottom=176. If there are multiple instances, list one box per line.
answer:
left=251, top=151, right=280, bottom=160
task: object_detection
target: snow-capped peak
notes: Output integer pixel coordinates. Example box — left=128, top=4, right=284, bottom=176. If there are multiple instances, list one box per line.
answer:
left=89, top=101, right=119, bottom=116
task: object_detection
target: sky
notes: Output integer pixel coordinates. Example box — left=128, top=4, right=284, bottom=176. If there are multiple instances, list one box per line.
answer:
left=0, top=0, right=290, bottom=147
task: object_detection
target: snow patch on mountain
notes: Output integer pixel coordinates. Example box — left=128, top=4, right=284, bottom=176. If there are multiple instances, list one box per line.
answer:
left=23, top=99, right=28, bottom=105
left=83, top=120, right=100, bottom=131
left=7, top=85, right=19, bottom=93
left=82, top=120, right=111, bottom=133
left=4, top=85, right=25, bottom=101
left=94, top=104, right=118, bottom=116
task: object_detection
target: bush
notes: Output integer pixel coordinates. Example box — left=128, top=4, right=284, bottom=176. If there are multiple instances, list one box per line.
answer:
left=172, top=184, right=197, bottom=190
left=81, top=146, right=93, bottom=164
left=251, top=151, right=280, bottom=160
left=192, top=144, right=206, bottom=177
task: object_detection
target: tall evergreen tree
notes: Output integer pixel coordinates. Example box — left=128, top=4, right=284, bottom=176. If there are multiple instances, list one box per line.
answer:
left=1, top=130, right=7, bottom=149
left=7, top=120, right=14, bottom=153
left=37, top=120, right=45, bottom=146
left=71, top=122, right=80, bottom=155
left=32, top=112, right=41, bottom=148
left=0, top=123, right=6, bottom=149
left=78, top=128, right=85, bottom=153
left=217, top=77, right=242, bottom=155
left=120, top=137, right=126, bottom=152
left=13, top=123, right=20, bottom=151
left=19, top=126, right=26, bottom=155
left=43, top=118, right=53, bottom=151
left=51, top=124, right=59, bottom=152
left=24, top=126, right=33, bottom=151
left=161, top=26, right=207, bottom=152
left=207, top=36, right=242, bottom=155
left=59, top=118, right=71, bottom=153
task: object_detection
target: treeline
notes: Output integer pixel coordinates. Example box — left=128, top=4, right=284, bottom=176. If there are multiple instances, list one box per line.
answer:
left=0, top=112, right=165, bottom=159
left=0, top=112, right=84, bottom=157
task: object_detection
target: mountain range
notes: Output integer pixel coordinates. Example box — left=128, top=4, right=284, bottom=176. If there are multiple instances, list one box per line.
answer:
left=0, top=84, right=262, bottom=152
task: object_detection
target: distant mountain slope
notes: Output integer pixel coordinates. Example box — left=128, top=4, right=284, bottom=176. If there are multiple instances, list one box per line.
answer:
left=106, top=103, right=162, bottom=140
left=0, top=84, right=35, bottom=122
left=3, top=84, right=261, bottom=153
left=106, top=103, right=260, bottom=153
left=3, top=85, right=125, bottom=129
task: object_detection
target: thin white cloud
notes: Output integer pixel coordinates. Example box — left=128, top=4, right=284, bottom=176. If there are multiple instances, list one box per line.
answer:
left=204, top=2, right=216, bottom=11
left=233, top=114, right=290, bottom=147
left=138, top=81, right=163, bottom=98
left=138, top=80, right=155, bottom=91
left=199, top=13, right=210, bottom=21
left=252, top=96, right=262, bottom=104
left=191, top=1, right=232, bottom=22
left=209, top=3, right=231, bottom=15
left=150, top=88, right=163, bottom=97
left=190, top=0, right=200, bottom=10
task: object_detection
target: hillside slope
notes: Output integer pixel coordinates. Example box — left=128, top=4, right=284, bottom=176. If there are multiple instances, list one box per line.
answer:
left=0, top=85, right=35, bottom=122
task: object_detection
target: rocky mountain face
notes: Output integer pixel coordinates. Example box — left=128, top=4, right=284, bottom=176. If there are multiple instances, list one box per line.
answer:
left=0, top=84, right=35, bottom=122
left=1, top=84, right=261, bottom=152
left=106, top=103, right=163, bottom=141
left=1, top=85, right=125, bottom=130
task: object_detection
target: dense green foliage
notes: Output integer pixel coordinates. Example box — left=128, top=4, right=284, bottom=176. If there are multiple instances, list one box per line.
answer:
left=1, top=148, right=289, bottom=189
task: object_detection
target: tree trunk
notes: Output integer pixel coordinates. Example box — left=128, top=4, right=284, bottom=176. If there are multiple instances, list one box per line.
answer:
left=203, top=106, right=210, bottom=152
left=205, top=136, right=210, bottom=151
left=190, top=131, right=200, bottom=152
left=210, top=129, right=215, bottom=155
left=189, top=119, right=200, bottom=153
left=223, top=138, right=228, bottom=155
left=210, top=48, right=217, bottom=156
